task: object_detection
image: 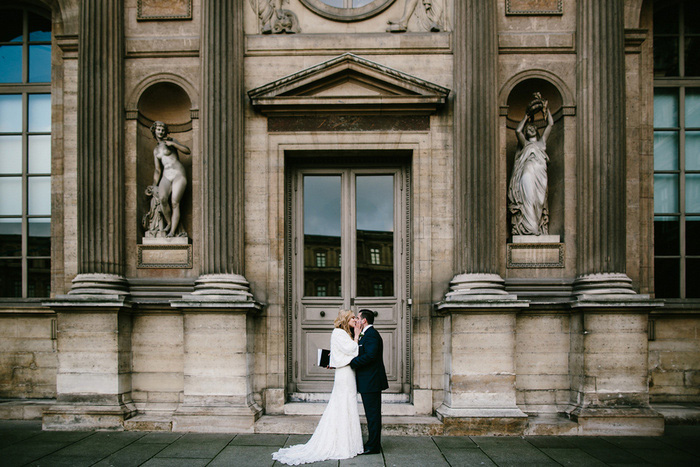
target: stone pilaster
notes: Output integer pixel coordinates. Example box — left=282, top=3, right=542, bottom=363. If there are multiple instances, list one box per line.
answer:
left=71, top=0, right=127, bottom=294
left=196, top=0, right=250, bottom=295
left=573, top=0, right=633, bottom=296
left=449, top=0, right=511, bottom=298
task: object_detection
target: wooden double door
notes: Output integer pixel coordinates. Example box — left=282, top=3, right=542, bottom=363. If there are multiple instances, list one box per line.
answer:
left=288, top=162, right=410, bottom=393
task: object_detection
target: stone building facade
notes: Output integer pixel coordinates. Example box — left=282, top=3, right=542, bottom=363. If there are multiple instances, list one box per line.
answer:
left=0, top=0, right=698, bottom=435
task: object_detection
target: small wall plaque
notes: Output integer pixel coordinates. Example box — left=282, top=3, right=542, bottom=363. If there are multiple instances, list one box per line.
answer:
left=137, top=0, right=192, bottom=21
left=137, top=243, right=193, bottom=268
left=506, top=0, right=563, bottom=16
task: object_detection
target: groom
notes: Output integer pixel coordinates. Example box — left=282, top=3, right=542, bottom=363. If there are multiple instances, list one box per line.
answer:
left=350, top=309, right=389, bottom=455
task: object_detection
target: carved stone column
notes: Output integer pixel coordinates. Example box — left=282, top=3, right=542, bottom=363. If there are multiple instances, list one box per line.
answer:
left=448, top=0, right=512, bottom=298
left=567, top=1, right=662, bottom=435
left=436, top=1, right=527, bottom=434
left=43, top=0, right=134, bottom=431
left=170, top=0, right=263, bottom=431
left=195, top=0, right=251, bottom=296
left=70, top=0, right=127, bottom=295
left=574, top=0, right=633, bottom=296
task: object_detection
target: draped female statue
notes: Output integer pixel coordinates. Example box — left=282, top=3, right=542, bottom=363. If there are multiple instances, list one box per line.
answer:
left=508, top=95, right=553, bottom=236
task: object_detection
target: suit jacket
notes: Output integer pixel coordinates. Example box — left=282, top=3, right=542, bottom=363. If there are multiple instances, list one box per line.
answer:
left=350, top=326, right=389, bottom=393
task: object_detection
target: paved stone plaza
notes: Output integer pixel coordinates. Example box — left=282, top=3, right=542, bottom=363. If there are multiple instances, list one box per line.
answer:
left=1, top=421, right=698, bottom=467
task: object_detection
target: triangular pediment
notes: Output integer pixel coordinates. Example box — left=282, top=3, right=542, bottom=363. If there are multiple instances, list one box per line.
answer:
left=248, top=53, right=450, bottom=115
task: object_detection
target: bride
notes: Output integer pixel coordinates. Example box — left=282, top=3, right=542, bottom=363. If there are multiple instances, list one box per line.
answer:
left=272, top=310, right=364, bottom=465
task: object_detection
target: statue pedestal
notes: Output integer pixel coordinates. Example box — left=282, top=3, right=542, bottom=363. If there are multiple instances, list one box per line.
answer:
left=507, top=235, right=564, bottom=268
left=137, top=237, right=192, bottom=268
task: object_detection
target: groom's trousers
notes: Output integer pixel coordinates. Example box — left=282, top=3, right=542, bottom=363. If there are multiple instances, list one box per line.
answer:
left=360, top=391, right=382, bottom=451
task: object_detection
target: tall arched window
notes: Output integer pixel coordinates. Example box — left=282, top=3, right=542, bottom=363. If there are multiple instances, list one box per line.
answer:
left=0, top=7, right=52, bottom=298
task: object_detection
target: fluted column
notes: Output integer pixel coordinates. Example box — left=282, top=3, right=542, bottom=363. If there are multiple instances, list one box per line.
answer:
left=194, top=0, right=253, bottom=297
left=69, top=0, right=127, bottom=295
left=574, top=0, right=634, bottom=296
left=447, top=0, right=510, bottom=297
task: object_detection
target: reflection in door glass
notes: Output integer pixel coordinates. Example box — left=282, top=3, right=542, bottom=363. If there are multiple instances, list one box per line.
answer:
left=356, top=175, right=394, bottom=297
left=304, top=176, right=341, bottom=297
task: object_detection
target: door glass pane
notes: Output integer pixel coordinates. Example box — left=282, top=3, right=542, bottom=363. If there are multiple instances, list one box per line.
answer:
left=0, top=258, right=22, bottom=297
left=29, top=45, right=51, bottom=83
left=0, top=135, right=22, bottom=174
left=685, top=37, right=700, bottom=77
left=685, top=89, right=700, bottom=127
left=28, top=176, right=50, bottom=215
left=0, top=10, right=24, bottom=42
left=28, top=134, right=50, bottom=173
left=654, top=37, right=679, bottom=77
left=27, top=258, right=50, bottom=297
left=654, top=174, right=679, bottom=213
left=687, top=217, right=700, bottom=255
left=0, top=177, right=22, bottom=215
left=655, top=258, right=680, bottom=298
left=0, top=45, right=22, bottom=83
left=687, top=259, right=700, bottom=299
left=28, top=218, right=50, bottom=257
left=0, top=95, right=22, bottom=132
left=654, top=217, right=680, bottom=256
left=686, top=174, right=700, bottom=213
left=0, top=218, right=21, bottom=257
left=685, top=131, right=700, bottom=170
left=654, top=131, right=679, bottom=170
left=654, top=89, right=679, bottom=128
left=356, top=175, right=393, bottom=297
left=304, top=175, right=341, bottom=297
left=28, top=94, right=51, bottom=132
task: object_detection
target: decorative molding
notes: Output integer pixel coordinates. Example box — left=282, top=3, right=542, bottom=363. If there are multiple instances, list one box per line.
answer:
left=55, top=34, right=79, bottom=58
left=507, top=243, right=565, bottom=268
left=248, top=53, right=450, bottom=116
left=137, top=0, right=192, bottom=21
left=268, top=115, right=429, bottom=132
left=125, top=109, right=139, bottom=120
left=506, top=0, right=563, bottom=16
left=137, top=244, right=193, bottom=269
left=625, top=28, right=648, bottom=54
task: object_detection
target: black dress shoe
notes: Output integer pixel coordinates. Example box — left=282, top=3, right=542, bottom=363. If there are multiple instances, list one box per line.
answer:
left=360, top=449, right=381, bottom=455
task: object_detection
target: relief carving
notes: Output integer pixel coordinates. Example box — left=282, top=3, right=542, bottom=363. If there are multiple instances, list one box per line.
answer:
left=387, top=0, right=443, bottom=33
left=249, top=0, right=301, bottom=34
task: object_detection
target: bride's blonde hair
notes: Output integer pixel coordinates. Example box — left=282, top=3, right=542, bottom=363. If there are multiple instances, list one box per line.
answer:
left=334, top=309, right=355, bottom=337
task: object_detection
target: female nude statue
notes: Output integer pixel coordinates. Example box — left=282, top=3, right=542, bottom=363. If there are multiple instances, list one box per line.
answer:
left=150, top=121, right=190, bottom=237
left=507, top=100, right=553, bottom=236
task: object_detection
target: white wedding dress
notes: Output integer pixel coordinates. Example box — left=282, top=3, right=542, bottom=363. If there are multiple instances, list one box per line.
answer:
left=272, top=328, right=363, bottom=465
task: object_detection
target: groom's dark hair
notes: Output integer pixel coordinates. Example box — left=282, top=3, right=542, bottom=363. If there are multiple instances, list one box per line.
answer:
left=359, top=309, right=375, bottom=325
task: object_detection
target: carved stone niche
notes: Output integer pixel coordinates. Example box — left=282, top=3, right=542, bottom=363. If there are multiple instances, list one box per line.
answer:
left=248, top=53, right=450, bottom=131
left=504, top=78, right=566, bottom=268
left=136, top=82, right=194, bottom=268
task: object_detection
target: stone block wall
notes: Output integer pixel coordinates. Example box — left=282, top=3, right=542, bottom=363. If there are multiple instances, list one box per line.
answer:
left=515, top=313, right=570, bottom=413
left=0, top=311, right=57, bottom=399
left=649, top=313, right=700, bottom=402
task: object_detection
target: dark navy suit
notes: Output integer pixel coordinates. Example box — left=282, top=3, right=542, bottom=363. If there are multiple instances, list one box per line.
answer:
left=350, top=325, right=388, bottom=453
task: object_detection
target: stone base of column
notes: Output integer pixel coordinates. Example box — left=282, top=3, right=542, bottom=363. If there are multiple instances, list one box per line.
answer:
left=173, top=399, right=263, bottom=433
left=43, top=397, right=136, bottom=431
left=572, top=273, right=643, bottom=299
left=190, top=273, right=255, bottom=300
left=436, top=405, right=528, bottom=436
left=68, top=273, right=130, bottom=296
left=440, top=273, right=520, bottom=303
left=567, top=406, right=664, bottom=436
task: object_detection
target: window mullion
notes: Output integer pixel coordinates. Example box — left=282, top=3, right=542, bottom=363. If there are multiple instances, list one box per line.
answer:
left=679, top=86, right=687, bottom=297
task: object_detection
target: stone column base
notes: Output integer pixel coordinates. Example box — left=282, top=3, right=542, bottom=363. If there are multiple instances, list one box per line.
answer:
left=567, top=406, right=664, bottom=436
left=436, top=405, right=528, bottom=436
left=172, top=404, right=263, bottom=433
left=43, top=399, right=136, bottom=431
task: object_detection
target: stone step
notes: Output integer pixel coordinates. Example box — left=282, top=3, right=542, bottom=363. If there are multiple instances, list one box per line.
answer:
left=0, top=399, right=54, bottom=420
left=284, top=401, right=418, bottom=416
left=255, top=414, right=443, bottom=436
left=123, top=414, right=173, bottom=432
left=523, top=414, right=580, bottom=436
left=289, top=392, right=410, bottom=403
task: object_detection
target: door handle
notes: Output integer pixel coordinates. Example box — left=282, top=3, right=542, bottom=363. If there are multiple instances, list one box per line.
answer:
left=320, top=311, right=326, bottom=317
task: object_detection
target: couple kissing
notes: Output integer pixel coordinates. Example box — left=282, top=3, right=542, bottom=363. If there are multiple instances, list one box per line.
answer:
left=273, top=309, right=389, bottom=465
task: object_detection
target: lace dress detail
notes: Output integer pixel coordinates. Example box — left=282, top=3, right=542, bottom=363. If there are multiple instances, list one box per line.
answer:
left=272, top=328, right=363, bottom=465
